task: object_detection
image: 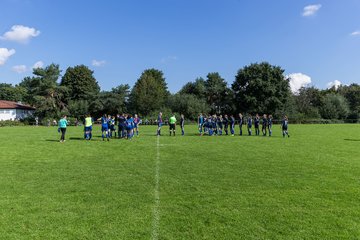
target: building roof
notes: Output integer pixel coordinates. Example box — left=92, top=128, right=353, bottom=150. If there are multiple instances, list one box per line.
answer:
left=0, top=100, right=35, bottom=110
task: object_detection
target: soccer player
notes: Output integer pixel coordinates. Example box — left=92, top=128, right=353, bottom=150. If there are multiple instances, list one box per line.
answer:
left=84, top=114, right=93, bottom=140
left=206, top=115, right=213, bottom=136
left=268, top=114, right=273, bottom=136
left=180, top=114, right=185, bottom=136
left=238, top=113, right=244, bottom=136
left=198, top=113, right=204, bottom=135
left=223, top=115, right=229, bottom=135
left=133, top=114, right=141, bottom=137
left=254, top=114, right=260, bottom=136
left=247, top=114, right=252, bottom=136
left=109, top=115, right=116, bottom=138
left=230, top=115, right=235, bottom=136
left=126, top=114, right=134, bottom=140
left=58, top=115, right=68, bottom=143
left=101, top=114, right=110, bottom=141
left=262, top=114, right=268, bottom=136
left=157, top=112, right=163, bottom=136
left=117, top=114, right=126, bottom=138
left=169, top=114, right=177, bottom=136
left=281, top=115, right=290, bottom=138
left=217, top=115, right=223, bottom=136
left=212, top=115, right=218, bottom=135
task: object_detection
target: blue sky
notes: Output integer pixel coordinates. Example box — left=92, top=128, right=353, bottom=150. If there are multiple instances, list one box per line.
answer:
left=0, top=0, right=359, bottom=93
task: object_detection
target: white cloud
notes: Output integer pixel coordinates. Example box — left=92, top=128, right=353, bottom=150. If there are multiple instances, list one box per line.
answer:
left=92, top=59, right=106, bottom=67
left=0, top=48, right=16, bottom=65
left=12, top=65, right=27, bottom=73
left=1, top=25, right=40, bottom=43
left=161, top=56, right=178, bottom=63
left=302, top=4, right=322, bottom=17
left=287, top=73, right=312, bottom=93
left=327, top=80, right=342, bottom=90
left=350, top=31, right=360, bottom=36
left=32, top=61, right=44, bottom=69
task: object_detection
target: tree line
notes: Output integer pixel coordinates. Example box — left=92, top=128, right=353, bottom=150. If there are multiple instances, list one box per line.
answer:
left=0, top=62, right=359, bottom=122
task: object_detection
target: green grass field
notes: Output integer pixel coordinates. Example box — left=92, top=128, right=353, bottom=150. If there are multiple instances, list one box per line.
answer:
left=0, top=124, right=359, bottom=239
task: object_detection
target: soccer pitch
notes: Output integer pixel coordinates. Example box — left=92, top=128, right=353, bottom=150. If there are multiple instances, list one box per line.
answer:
left=0, top=124, right=359, bottom=239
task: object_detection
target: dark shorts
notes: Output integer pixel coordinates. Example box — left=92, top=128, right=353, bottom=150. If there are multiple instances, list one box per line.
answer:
left=102, top=126, right=109, bottom=132
left=85, top=126, right=92, bottom=132
left=110, top=125, right=116, bottom=131
left=169, top=124, right=175, bottom=130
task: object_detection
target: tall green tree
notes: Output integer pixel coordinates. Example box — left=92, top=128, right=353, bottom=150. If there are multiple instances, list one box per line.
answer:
left=320, top=93, right=349, bottom=119
left=168, top=93, right=209, bottom=119
left=60, top=65, right=100, bottom=102
left=179, top=77, right=207, bottom=100
left=130, top=69, right=169, bottom=115
left=19, top=64, right=67, bottom=118
left=205, top=72, right=232, bottom=114
left=338, top=84, right=360, bottom=120
left=232, top=62, right=291, bottom=114
left=0, top=83, right=27, bottom=102
left=295, top=87, right=323, bottom=118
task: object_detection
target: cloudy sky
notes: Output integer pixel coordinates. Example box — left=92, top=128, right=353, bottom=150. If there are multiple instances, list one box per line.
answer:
left=0, top=0, right=359, bottom=93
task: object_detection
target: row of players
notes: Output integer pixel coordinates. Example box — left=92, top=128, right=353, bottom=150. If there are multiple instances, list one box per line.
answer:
left=57, top=112, right=290, bottom=143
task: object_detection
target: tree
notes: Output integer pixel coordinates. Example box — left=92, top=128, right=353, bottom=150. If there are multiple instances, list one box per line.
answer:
left=0, top=83, right=27, bottom=102
left=205, top=72, right=232, bottom=114
left=60, top=65, right=100, bottom=102
left=19, top=64, right=67, bottom=118
left=130, top=69, right=169, bottom=115
left=232, top=62, right=291, bottom=114
left=179, top=77, right=207, bottom=99
left=168, top=93, right=210, bottom=119
left=295, top=87, right=323, bottom=119
left=338, top=84, right=360, bottom=120
left=320, top=93, right=349, bottom=120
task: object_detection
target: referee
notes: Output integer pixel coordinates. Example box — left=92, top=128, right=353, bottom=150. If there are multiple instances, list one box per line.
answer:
left=169, top=114, right=177, bottom=136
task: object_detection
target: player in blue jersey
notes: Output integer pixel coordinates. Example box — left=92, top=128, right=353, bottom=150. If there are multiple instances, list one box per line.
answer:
left=281, top=115, right=290, bottom=138
left=126, top=114, right=135, bottom=140
left=212, top=115, right=218, bottom=135
left=254, top=114, right=260, bottom=136
left=157, top=112, right=163, bottom=136
left=223, top=115, right=229, bottom=135
left=217, top=115, right=223, bottom=135
left=230, top=115, right=235, bottom=136
left=198, top=113, right=204, bottom=136
left=247, top=114, right=252, bottom=136
left=261, top=114, right=268, bottom=136
left=101, top=114, right=110, bottom=141
left=238, top=113, right=244, bottom=136
left=268, top=114, right=273, bottom=136
left=180, top=114, right=185, bottom=136
left=133, top=114, right=141, bottom=137
left=206, top=115, right=214, bottom=136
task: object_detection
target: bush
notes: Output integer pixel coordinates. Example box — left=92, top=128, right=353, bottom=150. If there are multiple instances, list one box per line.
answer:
left=0, top=120, right=25, bottom=127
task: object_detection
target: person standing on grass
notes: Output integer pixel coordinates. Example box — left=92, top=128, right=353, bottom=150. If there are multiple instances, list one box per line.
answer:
left=198, top=113, right=204, bottom=135
left=58, top=115, right=68, bottom=143
left=223, top=115, right=229, bottom=135
left=230, top=115, right=235, bottom=136
left=133, top=114, right=141, bottom=137
left=169, top=114, right=177, bottom=136
left=254, top=113, right=260, bottom=136
left=262, top=114, right=268, bottom=136
left=126, top=114, right=135, bottom=140
left=217, top=115, right=223, bottom=136
left=101, top=114, right=110, bottom=141
left=84, top=114, right=93, bottom=140
left=281, top=115, right=290, bottom=138
left=109, top=115, right=116, bottom=138
left=268, top=114, right=273, bottom=137
left=247, top=114, right=252, bottom=136
left=238, top=113, right=243, bottom=136
left=180, top=114, right=185, bottom=136
left=157, top=112, right=163, bottom=136
left=117, top=113, right=126, bottom=139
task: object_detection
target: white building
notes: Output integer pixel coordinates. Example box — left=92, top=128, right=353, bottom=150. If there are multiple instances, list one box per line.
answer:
left=0, top=100, right=35, bottom=121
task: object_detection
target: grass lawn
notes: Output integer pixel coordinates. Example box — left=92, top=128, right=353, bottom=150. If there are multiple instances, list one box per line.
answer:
left=0, top=124, right=359, bottom=239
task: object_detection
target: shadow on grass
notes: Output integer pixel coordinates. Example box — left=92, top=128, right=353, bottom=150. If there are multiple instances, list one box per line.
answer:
left=45, top=139, right=60, bottom=142
left=344, top=139, right=360, bottom=142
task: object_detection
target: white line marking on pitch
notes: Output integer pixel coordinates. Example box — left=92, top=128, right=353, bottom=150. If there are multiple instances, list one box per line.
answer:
left=152, top=136, right=160, bottom=240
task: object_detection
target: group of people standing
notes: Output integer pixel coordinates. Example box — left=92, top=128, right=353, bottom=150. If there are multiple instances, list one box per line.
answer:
left=196, top=113, right=290, bottom=138
left=57, top=112, right=290, bottom=142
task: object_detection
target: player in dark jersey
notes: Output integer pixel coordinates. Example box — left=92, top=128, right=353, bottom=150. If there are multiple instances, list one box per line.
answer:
left=247, top=114, right=252, bottom=136
left=109, top=115, right=116, bottom=138
left=230, top=115, right=235, bottom=136
left=157, top=112, right=163, bottom=136
left=268, top=114, right=273, bottom=136
left=101, top=114, right=110, bottom=141
left=261, top=114, right=268, bottom=136
left=281, top=115, right=290, bottom=138
left=117, top=114, right=126, bottom=138
left=238, top=113, right=243, bottom=136
left=212, top=115, right=218, bottom=135
left=180, top=114, right=185, bottom=136
left=254, top=114, right=260, bottom=136
left=223, top=115, right=229, bottom=135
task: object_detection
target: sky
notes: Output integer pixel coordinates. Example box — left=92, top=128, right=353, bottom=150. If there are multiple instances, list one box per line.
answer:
left=0, top=0, right=360, bottom=93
